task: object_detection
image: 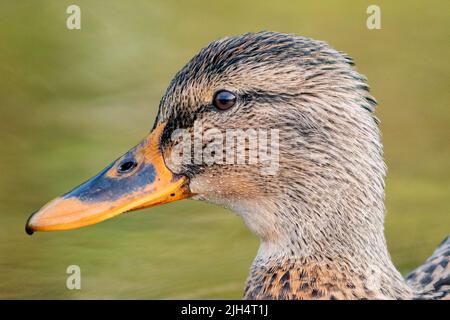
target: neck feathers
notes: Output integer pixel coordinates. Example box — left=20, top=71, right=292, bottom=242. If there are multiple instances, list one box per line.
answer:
left=239, top=190, right=414, bottom=299
left=244, top=257, right=413, bottom=300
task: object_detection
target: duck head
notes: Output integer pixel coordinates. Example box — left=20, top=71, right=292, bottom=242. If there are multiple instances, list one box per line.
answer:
left=26, top=32, right=382, bottom=255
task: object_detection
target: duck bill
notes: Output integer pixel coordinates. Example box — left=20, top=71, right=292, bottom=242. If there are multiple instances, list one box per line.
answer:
left=26, top=123, right=192, bottom=235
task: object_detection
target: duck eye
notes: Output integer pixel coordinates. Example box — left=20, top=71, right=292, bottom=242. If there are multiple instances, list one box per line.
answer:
left=118, top=160, right=137, bottom=173
left=213, top=90, right=236, bottom=110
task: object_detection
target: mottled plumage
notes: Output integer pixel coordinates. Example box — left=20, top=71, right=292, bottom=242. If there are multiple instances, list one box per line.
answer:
left=151, top=31, right=449, bottom=300
left=406, top=236, right=450, bottom=299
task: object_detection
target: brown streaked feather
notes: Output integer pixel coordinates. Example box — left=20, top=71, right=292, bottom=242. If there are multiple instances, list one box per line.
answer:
left=243, top=260, right=380, bottom=300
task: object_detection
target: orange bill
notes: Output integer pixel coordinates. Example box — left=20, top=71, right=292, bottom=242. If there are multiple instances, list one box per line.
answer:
left=25, top=123, right=192, bottom=235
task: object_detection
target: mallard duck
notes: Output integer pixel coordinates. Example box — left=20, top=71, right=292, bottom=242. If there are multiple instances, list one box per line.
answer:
left=26, top=32, right=449, bottom=300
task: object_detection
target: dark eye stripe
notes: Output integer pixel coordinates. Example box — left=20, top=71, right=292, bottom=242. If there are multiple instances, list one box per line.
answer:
left=213, top=90, right=236, bottom=110
left=242, top=89, right=302, bottom=103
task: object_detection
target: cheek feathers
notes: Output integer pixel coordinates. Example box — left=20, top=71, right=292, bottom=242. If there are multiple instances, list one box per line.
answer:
left=189, top=170, right=265, bottom=202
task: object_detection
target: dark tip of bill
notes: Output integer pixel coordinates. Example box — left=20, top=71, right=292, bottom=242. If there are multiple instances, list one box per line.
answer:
left=25, top=212, right=35, bottom=235
left=25, top=224, right=34, bottom=235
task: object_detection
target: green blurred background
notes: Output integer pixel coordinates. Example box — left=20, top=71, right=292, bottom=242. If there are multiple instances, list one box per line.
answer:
left=0, top=0, right=449, bottom=299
